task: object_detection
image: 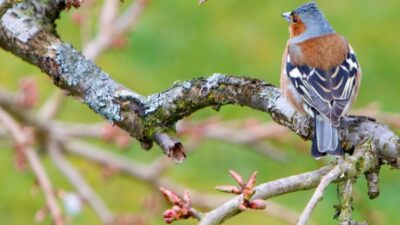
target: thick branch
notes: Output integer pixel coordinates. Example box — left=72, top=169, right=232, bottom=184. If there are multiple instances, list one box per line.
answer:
left=0, top=1, right=399, bottom=164
left=0, top=2, right=398, bottom=225
left=0, top=0, right=19, bottom=17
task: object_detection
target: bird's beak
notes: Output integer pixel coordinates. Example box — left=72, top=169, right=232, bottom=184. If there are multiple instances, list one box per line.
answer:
left=281, top=12, right=291, bottom=23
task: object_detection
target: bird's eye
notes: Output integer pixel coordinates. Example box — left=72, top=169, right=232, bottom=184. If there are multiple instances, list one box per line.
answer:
left=292, top=16, right=298, bottom=23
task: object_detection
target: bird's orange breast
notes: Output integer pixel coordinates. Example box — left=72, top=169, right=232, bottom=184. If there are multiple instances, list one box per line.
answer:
left=289, top=34, right=349, bottom=71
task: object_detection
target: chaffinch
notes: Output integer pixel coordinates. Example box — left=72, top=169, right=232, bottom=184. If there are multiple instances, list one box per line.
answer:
left=280, top=2, right=361, bottom=158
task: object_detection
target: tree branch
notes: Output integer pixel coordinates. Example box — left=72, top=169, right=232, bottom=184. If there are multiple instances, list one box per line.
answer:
left=0, top=0, right=398, bottom=164
left=339, top=178, right=355, bottom=225
left=198, top=167, right=332, bottom=225
left=83, top=0, right=149, bottom=60
left=62, top=138, right=307, bottom=224
left=0, top=0, right=19, bottom=17
left=0, top=107, right=64, bottom=225
left=364, top=170, right=380, bottom=199
left=199, top=141, right=380, bottom=225
left=48, top=140, right=115, bottom=225
left=297, top=166, right=343, bottom=225
left=297, top=143, right=376, bottom=225
left=1, top=2, right=399, bottom=225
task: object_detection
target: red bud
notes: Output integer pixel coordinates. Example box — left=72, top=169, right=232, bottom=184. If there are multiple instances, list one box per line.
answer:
left=229, top=170, right=244, bottom=186
left=249, top=199, right=266, bottom=210
left=163, top=209, right=177, bottom=224
left=215, top=185, right=241, bottom=194
left=183, top=191, right=191, bottom=206
left=243, top=188, right=255, bottom=201
left=159, top=187, right=181, bottom=205
left=247, top=171, right=258, bottom=190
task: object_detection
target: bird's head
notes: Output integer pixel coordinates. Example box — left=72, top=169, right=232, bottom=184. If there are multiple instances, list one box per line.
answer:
left=282, top=2, right=335, bottom=42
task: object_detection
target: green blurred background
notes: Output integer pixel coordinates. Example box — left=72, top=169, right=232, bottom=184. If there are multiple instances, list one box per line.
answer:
left=0, top=0, right=399, bottom=224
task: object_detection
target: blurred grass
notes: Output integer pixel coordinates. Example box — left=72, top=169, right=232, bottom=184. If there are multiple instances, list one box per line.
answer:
left=0, top=0, right=399, bottom=225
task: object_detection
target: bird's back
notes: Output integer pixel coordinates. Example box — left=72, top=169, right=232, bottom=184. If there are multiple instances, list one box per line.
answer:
left=284, top=33, right=360, bottom=126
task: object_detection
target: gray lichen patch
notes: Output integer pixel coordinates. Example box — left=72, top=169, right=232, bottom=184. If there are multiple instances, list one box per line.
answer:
left=144, top=80, right=193, bottom=115
left=2, top=9, right=39, bottom=42
left=114, top=88, right=144, bottom=103
left=54, top=43, right=123, bottom=123
left=372, top=124, right=399, bottom=161
left=200, top=73, right=225, bottom=94
left=274, top=96, right=296, bottom=117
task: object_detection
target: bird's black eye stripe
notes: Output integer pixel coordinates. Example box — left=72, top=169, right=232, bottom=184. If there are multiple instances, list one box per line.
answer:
left=290, top=12, right=299, bottom=23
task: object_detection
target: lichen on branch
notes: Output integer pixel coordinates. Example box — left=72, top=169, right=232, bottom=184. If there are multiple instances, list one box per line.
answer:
left=0, top=0, right=398, bottom=164
left=0, top=1, right=399, bottom=225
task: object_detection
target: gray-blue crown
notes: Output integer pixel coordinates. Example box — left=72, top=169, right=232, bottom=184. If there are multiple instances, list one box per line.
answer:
left=290, top=2, right=335, bottom=43
left=293, top=2, right=320, bottom=16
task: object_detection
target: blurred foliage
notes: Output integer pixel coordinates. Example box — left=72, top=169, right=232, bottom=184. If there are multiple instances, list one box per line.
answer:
left=0, top=0, right=399, bottom=225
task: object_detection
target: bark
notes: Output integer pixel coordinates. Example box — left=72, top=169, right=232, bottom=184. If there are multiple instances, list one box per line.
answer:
left=0, top=2, right=399, bottom=225
left=0, top=0, right=398, bottom=164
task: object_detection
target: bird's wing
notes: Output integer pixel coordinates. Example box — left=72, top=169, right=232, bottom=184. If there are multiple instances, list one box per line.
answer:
left=285, top=45, right=360, bottom=126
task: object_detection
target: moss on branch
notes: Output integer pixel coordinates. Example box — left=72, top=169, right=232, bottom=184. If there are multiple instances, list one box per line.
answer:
left=0, top=0, right=398, bottom=164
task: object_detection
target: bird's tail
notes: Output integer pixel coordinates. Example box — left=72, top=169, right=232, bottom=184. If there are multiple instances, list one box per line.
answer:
left=311, top=114, right=343, bottom=158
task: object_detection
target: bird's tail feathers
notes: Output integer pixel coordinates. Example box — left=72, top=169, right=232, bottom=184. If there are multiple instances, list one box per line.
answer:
left=311, top=114, right=343, bottom=158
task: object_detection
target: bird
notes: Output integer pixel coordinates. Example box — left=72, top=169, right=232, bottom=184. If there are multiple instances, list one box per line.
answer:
left=280, top=2, right=361, bottom=158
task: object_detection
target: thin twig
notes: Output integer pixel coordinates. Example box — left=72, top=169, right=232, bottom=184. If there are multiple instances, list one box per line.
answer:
left=199, top=167, right=332, bottom=225
left=64, top=139, right=305, bottom=224
left=351, top=102, right=400, bottom=129
left=52, top=122, right=104, bottom=138
left=0, top=107, right=64, bottom=225
left=81, top=0, right=119, bottom=59
left=48, top=140, right=115, bottom=225
left=38, top=91, right=64, bottom=121
left=115, top=0, right=149, bottom=35
left=364, top=170, right=380, bottom=199
left=64, top=140, right=153, bottom=181
left=177, top=119, right=288, bottom=161
left=83, top=0, right=148, bottom=60
left=198, top=0, right=207, bottom=5
left=297, top=166, right=343, bottom=225
left=56, top=119, right=288, bottom=161
left=99, top=0, right=119, bottom=30
left=298, top=144, right=376, bottom=225
left=199, top=144, right=377, bottom=225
